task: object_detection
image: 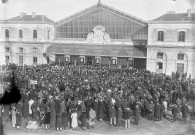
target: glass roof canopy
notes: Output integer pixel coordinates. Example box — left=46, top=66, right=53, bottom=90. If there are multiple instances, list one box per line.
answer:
left=55, top=3, right=148, bottom=40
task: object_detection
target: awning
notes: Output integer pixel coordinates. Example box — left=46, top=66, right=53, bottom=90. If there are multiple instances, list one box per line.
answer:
left=46, top=44, right=147, bottom=58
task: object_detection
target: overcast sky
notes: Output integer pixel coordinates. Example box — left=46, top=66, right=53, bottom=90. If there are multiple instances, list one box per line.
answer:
left=0, top=0, right=194, bottom=22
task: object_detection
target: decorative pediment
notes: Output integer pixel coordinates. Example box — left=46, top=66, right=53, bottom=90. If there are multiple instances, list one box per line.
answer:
left=86, top=25, right=111, bottom=44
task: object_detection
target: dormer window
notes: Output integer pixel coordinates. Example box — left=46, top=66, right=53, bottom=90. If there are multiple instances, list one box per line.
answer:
left=157, top=31, right=164, bottom=41
left=178, top=31, right=185, bottom=42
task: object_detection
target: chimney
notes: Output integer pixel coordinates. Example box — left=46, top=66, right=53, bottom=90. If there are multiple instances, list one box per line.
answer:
left=187, top=9, right=191, bottom=17
left=32, top=12, right=36, bottom=18
left=167, top=11, right=175, bottom=14
left=20, top=12, right=26, bottom=18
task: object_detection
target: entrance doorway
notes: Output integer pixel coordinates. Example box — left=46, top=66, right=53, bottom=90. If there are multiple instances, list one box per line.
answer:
left=86, top=56, right=95, bottom=66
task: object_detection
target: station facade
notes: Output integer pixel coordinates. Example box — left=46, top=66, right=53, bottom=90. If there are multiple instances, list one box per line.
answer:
left=46, top=2, right=148, bottom=68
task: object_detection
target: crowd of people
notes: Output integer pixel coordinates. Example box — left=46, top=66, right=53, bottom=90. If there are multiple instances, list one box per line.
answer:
left=0, top=63, right=194, bottom=131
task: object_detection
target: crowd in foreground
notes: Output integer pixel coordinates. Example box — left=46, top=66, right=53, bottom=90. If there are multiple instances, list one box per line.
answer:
left=0, top=63, right=194, bottom=131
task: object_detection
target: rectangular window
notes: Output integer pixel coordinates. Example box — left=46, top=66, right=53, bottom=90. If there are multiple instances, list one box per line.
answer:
left=5, top=29, right=9, bottom=38
left=19, top=55, right=23, bottom=65
left=157, top=62, right=163, bottom=70
left=19, top=29, right=23, bottom=38
left=178, top=31, right=185, bottom=42
left=157, top=31, right=164, bottom=41
left=5, top=56, right=9, bottom=63
left=157, top=52, right=163, bottom=59
left=177, top=63, right=184, bottom=73
left=33, top=57, right=37, bottom=65
left=47, top=30, right=50, bottom=39
left=5, top=47, right=10, bottom=52
left=178, top=53, right=184, bottom=60
left=33, top=29, right=37, bottom=39
left=19, top=48, right=23, bottom=53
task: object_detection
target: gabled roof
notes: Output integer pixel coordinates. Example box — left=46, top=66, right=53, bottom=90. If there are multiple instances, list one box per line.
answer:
left=2, top=15, right=54, bottom=24
left=150, top=13, right=195, bottom=23
left=56, top=2, right=147, bottom=26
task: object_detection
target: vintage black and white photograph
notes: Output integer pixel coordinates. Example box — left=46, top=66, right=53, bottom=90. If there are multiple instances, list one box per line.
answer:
left=0, top=0, right=195, bottom=135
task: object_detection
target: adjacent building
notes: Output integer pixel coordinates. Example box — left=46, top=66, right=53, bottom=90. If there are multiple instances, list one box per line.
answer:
left=0, top=12, right=55, bottom=65
left=147, top=9, right=195, bottom=78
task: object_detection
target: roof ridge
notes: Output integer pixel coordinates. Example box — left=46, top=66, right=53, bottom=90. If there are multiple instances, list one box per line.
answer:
left=56, top=3, right=98, bottom=25
left=55, top=2, right=147, bottom=26
left=99, top=2, right=147, bottom=24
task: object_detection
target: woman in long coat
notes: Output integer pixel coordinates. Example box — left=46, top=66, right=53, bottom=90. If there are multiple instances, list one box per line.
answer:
left=16, top=102, right=22, bottom=129
left=22, top=99, right=29, bottom=118
left=134, top=104, right=140, bottom=125
left=56, top=109, right=63, bottom=131
left=49, top=99, right=56, bottom=130
left=80, top=102, right=87, bottom=130
left=62, top=106, right=69, bottom=130
left=43, top=100, right=50, bottom=129
left=181, top=103, right=188, bottom=121
left=154, top=102, right=161, bottom=121
left=11, top=105, right=16, bottom=127
left=98, top=99, right=104, bottom=121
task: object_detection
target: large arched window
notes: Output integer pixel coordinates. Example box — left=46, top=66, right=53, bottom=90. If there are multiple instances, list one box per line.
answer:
left=178, top=31, right=185, bottom=42
left=157, top=31, right=164, bottom=41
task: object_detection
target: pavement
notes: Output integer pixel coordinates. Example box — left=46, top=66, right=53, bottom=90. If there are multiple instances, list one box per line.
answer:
left=2, top=113, right=195, bottom=135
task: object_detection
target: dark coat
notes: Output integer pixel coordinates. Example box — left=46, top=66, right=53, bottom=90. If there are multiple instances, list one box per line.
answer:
left=181, top=104, right=188, bottom=118
left=56, top=112, right=63, bottom=128
left=98, top=101, right=104, bottom=120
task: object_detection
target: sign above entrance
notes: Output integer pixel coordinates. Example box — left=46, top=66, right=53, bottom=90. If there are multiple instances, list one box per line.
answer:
left=86, top=25, right=111, bottom=44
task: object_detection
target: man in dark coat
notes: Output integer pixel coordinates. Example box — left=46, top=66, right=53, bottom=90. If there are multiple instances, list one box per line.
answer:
left=172, top=104, right=178, bottom=122
left=181, top=103, right=188, bottom=121
left=154, top=102, right=161, bottom=121
left=134, top=104, right=140, bottom=125
left=98, top=99, right=104, bottom=122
